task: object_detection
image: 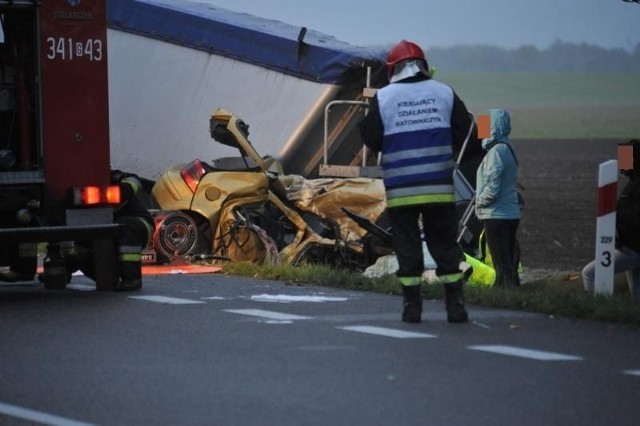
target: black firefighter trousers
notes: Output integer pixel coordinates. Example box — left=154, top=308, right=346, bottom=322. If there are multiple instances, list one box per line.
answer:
left=387, top=203, right=463, bottom=281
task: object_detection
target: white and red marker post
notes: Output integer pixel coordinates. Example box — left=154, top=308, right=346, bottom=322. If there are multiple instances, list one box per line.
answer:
left=594, top=159, right=618, bottom=295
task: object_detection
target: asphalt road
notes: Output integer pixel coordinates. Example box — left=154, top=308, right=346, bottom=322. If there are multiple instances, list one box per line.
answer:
left=1, top=272, right=639, bottom=426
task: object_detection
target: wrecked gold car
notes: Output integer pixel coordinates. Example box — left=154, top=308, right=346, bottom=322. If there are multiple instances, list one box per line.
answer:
left=147, top=108, right=392, bottom=270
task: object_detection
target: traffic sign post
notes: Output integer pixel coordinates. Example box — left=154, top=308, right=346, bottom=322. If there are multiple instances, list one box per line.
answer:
left=594, top=160, right=618, bottom=295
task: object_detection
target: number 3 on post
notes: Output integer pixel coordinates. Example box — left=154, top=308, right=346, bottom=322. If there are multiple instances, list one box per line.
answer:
left=594, top=160, right=617, bottom=295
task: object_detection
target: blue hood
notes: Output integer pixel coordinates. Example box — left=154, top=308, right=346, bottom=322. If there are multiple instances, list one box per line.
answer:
left=482, top=109, right=512, bottom=150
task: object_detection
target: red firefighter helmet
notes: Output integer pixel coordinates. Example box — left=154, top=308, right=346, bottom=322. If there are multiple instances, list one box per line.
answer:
left=386, top=40, right=427, bottom=77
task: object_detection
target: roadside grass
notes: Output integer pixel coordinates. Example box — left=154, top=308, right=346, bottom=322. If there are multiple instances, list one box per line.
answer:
left=220, top=261, right=640, bottom=325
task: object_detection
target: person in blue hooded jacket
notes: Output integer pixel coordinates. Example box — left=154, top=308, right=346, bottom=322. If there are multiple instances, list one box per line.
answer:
left=475, top=109, right=521, bottom=287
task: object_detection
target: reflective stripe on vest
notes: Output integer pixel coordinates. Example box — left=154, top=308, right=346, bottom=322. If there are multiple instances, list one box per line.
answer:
left=386, top=185, right=455, bottom=208
left=387, top=193, right=456, bottom=208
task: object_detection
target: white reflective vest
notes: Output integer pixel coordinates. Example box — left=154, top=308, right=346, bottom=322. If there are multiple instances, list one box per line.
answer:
left=376, top=79, right=456, bottom=208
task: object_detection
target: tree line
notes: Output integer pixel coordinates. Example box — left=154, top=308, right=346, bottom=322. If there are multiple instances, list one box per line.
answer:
left=428, top=40, right=640, bottom=72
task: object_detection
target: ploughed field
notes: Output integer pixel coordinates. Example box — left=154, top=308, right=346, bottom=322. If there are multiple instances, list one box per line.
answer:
left=510, top=138, right=621, bottom=276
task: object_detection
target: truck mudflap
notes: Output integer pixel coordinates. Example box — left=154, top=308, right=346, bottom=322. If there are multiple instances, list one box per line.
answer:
left=0, top=224, right=122, bottom=291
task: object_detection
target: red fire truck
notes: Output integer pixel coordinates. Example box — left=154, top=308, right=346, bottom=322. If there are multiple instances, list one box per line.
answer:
left=0, top=0, right=121, bottom=290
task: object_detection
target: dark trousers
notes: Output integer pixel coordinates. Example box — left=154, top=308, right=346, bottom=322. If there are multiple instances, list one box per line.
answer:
left=388, top=203, right=463, bottom=279
left=116, top=215, right=153, bottom=281
left=482, top=219, right=520, bottom=287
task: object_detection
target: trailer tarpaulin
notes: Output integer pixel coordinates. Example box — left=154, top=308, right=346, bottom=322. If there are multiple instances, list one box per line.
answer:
left=105, top=0, right=386, bottom=179
left=106, top=0, right=385, bottom=84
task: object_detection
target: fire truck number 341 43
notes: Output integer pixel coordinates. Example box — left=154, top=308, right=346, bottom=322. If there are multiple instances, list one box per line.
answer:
left=45, top=37, right=103, bottom=62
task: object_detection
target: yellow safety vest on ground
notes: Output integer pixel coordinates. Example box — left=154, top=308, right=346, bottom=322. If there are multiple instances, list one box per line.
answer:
left=464, top=253, right=495, bottom=287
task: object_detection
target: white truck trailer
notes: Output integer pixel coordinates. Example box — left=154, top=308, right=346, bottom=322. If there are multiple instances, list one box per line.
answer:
left=106, top=0, right=387, bottom=180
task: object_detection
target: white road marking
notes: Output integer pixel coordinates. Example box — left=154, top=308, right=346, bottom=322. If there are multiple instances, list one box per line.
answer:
left=295, top=345, right=357, bottom=351
left=339, top=325, right=437, bottom=339
left=471, top=320, right=492, bottom=329
left=66, top=284, right=95, bottom=292
left=224, top=309, right=312, bottom=321
left=250, top=294, right=348, bottom=303
left=0, top=401, right=94, bottom=426
left=129, top=295, right=205, bottom=305
left=623, top=369, right=640, bottom=377
left=468, top=345, right=583, bottom=361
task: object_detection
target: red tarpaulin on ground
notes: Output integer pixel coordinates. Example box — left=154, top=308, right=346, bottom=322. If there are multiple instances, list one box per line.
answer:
left=142, top=264, right=222, bottom=275
left=36, top=264, right=223, bottom=276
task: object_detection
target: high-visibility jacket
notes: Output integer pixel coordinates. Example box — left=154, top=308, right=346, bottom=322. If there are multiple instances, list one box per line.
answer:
left=376, top=78, right=456, bottom=208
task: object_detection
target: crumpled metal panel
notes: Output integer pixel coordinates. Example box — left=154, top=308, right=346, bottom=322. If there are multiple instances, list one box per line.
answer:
left=284, top=175, right=386, bottom=241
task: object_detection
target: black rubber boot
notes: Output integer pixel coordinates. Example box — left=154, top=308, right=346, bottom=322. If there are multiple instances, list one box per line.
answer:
left=444, top=280, right=469, bottom=323
left=116, top=260, right=142, bottom=292
left=402, top=285, right=423, bottom=323
left=116, top=277, right=142, bottom=292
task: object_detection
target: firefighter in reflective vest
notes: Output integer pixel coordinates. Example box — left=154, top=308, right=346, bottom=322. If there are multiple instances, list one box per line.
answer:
left=358, top=40, right=473, bottom=323
left=109, top=170, right=154, bottom=291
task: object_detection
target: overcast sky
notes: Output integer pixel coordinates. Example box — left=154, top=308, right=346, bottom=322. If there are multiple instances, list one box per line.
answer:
left=202, top=0, right=640, bottom=52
